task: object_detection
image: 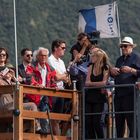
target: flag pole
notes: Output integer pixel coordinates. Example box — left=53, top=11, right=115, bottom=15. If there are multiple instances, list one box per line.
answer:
left=115, top=0, right=122, bottom=55
left=13, top=0, right=19, bottom=139
left=13, top=0, right=18, bottom=81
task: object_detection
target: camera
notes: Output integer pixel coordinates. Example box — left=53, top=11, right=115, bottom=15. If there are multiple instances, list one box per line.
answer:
left=87, top=31, right=100, bottom=45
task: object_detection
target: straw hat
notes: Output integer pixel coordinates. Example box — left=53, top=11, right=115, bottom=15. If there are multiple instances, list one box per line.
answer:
left=120, top=37, right=136, bottom=47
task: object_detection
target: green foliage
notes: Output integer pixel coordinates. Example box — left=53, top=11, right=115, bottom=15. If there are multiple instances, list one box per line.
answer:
left=0, top=0, right=140, bottom=66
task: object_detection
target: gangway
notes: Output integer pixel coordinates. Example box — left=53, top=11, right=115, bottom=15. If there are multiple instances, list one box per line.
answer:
left=0, top=84, right=79, bottom=140
left=82, top=84, right=140, bottom=140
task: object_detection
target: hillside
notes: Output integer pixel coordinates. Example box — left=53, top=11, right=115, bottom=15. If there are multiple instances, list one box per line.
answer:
left=0, top=0, right=140, bottom=65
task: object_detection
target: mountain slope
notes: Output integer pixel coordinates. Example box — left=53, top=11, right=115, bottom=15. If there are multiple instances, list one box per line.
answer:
left=0, top=0, right=140, bottom=65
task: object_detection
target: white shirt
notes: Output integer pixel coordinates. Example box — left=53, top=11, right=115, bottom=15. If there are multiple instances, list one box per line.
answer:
left=38, top=63, right=47, bottom=86
left=23, top=63, right=28, bottom=71
left=48, top=54, right=66, bottom=89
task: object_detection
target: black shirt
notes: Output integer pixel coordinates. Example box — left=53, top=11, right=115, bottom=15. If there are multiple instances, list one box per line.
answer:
left=86, top=64, right=108, bottom=103
left=115, top=51, right=140, bottom=96
left=70, top=42, right=90, bottom=61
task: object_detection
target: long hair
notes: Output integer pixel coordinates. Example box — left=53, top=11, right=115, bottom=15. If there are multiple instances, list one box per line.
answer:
left=91, top=49, right=110, bottom=75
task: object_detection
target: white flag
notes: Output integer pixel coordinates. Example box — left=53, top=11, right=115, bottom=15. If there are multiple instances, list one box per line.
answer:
left=78, top=2, right=119, bottom=38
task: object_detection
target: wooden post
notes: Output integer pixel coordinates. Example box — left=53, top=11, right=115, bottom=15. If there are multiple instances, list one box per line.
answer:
left=72, top=89, right=79, bottom=140
left=0, top=85, right=79, bottom=140
left=108, top=95, right=112, bottom=138
left=14, top=85, right=23, bottom=140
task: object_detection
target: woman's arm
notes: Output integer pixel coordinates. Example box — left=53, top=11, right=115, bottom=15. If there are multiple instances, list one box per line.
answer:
left=85, top=65, right=92, bottom=87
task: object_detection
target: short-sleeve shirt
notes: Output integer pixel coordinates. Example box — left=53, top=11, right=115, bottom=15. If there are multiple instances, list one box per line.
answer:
left=70, top=42, right=90, bottom=61
left=48, top=54, right=66, bottom=89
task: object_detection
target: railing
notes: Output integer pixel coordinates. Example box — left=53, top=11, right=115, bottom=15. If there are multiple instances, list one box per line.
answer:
left=82, top=84, right=140, bottom=140
left=0, top=84, right=79, bottom=140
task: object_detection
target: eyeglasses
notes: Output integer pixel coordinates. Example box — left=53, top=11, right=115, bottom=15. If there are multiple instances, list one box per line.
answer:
left=0, top=54, right=6, bottom=57
left=120, top=45, right=128, bottom=48
left=39, top=54, right=48, bottom=57
left=26, top=54, right=33, bottom=57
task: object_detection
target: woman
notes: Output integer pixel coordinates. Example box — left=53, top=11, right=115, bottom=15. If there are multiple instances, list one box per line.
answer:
left=0, top=47, right=16, bottom=84
left=0, top=47, right=9, bottom=71
left=85, top=49, right=110, bottom=139
left=0, top=47, right=42, bottom=132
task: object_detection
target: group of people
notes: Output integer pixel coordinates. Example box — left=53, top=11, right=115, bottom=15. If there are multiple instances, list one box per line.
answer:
left=69, top=33, right=140, bottom=139
left=83, top=35, right=140, bottom=139
left=0, top=39, right=69, bottom=136
left=0, top=32, right=140, bottom=139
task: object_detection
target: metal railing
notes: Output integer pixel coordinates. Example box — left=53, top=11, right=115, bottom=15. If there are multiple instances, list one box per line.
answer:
left=82, top=83, right=140, bottom=140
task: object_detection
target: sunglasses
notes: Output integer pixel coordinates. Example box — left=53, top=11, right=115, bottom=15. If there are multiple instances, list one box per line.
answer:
left=60, top=46, right=66, bottom=50
left=120, top=45, right=128, bottom=48
left=26, top=54, right=33, bottom=57
left=0, top=54, right=6, bottom=57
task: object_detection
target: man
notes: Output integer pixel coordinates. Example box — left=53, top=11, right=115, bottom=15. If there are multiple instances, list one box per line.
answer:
left=18, top=48, right=43, bottom=133
left=69, top=32, right=92, bottom=91
left=32, top=47, right=56, bottom=91
left=48, top=39, right=69, bottom=135
left=33, top=47, right=56, bottom=89
left=69, top=33, right=99, bottom=139
left=111, top=37, right=140, bottom=137
left=18, top=48, right=33, bottom=84
left=32, top=47, right=57, bottom=135
left=18, top=48, right=41, bottom=105
left=48, top=39, right=68, bottom=89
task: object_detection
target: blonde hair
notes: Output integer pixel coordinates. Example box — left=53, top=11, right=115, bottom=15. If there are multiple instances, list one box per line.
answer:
left=91, top=49, right=110, bottom=75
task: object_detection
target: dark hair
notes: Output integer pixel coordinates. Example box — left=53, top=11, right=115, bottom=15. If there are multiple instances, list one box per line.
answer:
left=21, top=48, right=32, bottom=56
left=51, top=39, right=66, bottom=53
left=77, top=32, right=89, bottom=41
left=0, top=47, right=9, bottom=64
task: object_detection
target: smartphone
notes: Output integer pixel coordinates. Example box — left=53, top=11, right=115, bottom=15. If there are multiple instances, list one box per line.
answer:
left=2, top=68, right=9, bottom=76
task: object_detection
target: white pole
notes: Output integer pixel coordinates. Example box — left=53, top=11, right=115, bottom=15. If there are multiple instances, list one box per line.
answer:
left=13, top=0, right=19, bottom=81
left=13, top=0, right=18, bottom=139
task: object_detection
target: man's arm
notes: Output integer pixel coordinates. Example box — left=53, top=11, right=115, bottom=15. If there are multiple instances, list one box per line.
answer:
left=74, top=39, right=90, bottom=63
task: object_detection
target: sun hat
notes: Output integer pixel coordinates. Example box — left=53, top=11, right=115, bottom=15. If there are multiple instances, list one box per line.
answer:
left=120, top=37, right=136, bottom=47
